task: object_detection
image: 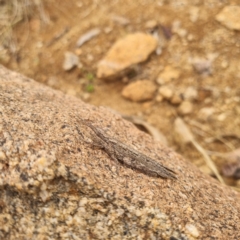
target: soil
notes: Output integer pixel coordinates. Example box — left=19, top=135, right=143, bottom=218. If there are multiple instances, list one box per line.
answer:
left=2, top=0, right=240, bottom=188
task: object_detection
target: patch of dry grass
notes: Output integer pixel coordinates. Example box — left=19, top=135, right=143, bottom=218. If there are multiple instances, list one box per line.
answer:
left=0, top=0, right=48, bottom=52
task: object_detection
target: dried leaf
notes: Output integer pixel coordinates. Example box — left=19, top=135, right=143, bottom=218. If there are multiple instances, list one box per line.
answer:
left=174, top=117, right=194, bottom=144
left=123, top=115, right=168, bottom=145
left=174, top=118, right=225, bottom=184
left=111, top=15, right=130, bottom=25
left=46, top=27, right=69, bottom=47
left=76, top=28, right=101, bottom=47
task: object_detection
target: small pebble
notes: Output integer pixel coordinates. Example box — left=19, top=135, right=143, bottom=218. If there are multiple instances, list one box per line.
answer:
left=217, top=113, right=227, bottom=121
left=63, top=52, right=79, bottom=71
left=158, top=86, right=173, bottom=100
left=171, top=93, right=182, bottom=105
left=122, top=80, right=157, bottom=102
left=145, top=20, right=158, bottom=29
left=185, top=223, right=200, bottom=238
left=157, top=66, right=180, bottom=85
left=178, top=101, right=193, bottom=115
left=189, top=7, right=199, bottom=23
left=198, top=107, right=215, bottom=121
left=155, top=95, right=164, bottom=102
left=183, top=87, right=198, bottom=101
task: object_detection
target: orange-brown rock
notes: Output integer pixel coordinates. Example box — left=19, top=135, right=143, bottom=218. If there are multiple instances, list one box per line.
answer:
left=97, top=33, right=158, bottom=80
left=122, top=80, right=157, bottom=102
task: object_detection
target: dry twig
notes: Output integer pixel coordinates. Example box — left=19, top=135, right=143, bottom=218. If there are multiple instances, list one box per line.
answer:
left=174, top=117, right=225, bottom=184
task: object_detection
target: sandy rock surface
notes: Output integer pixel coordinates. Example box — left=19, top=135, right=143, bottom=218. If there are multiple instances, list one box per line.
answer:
left=0, top=65, right=240, bottom=239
